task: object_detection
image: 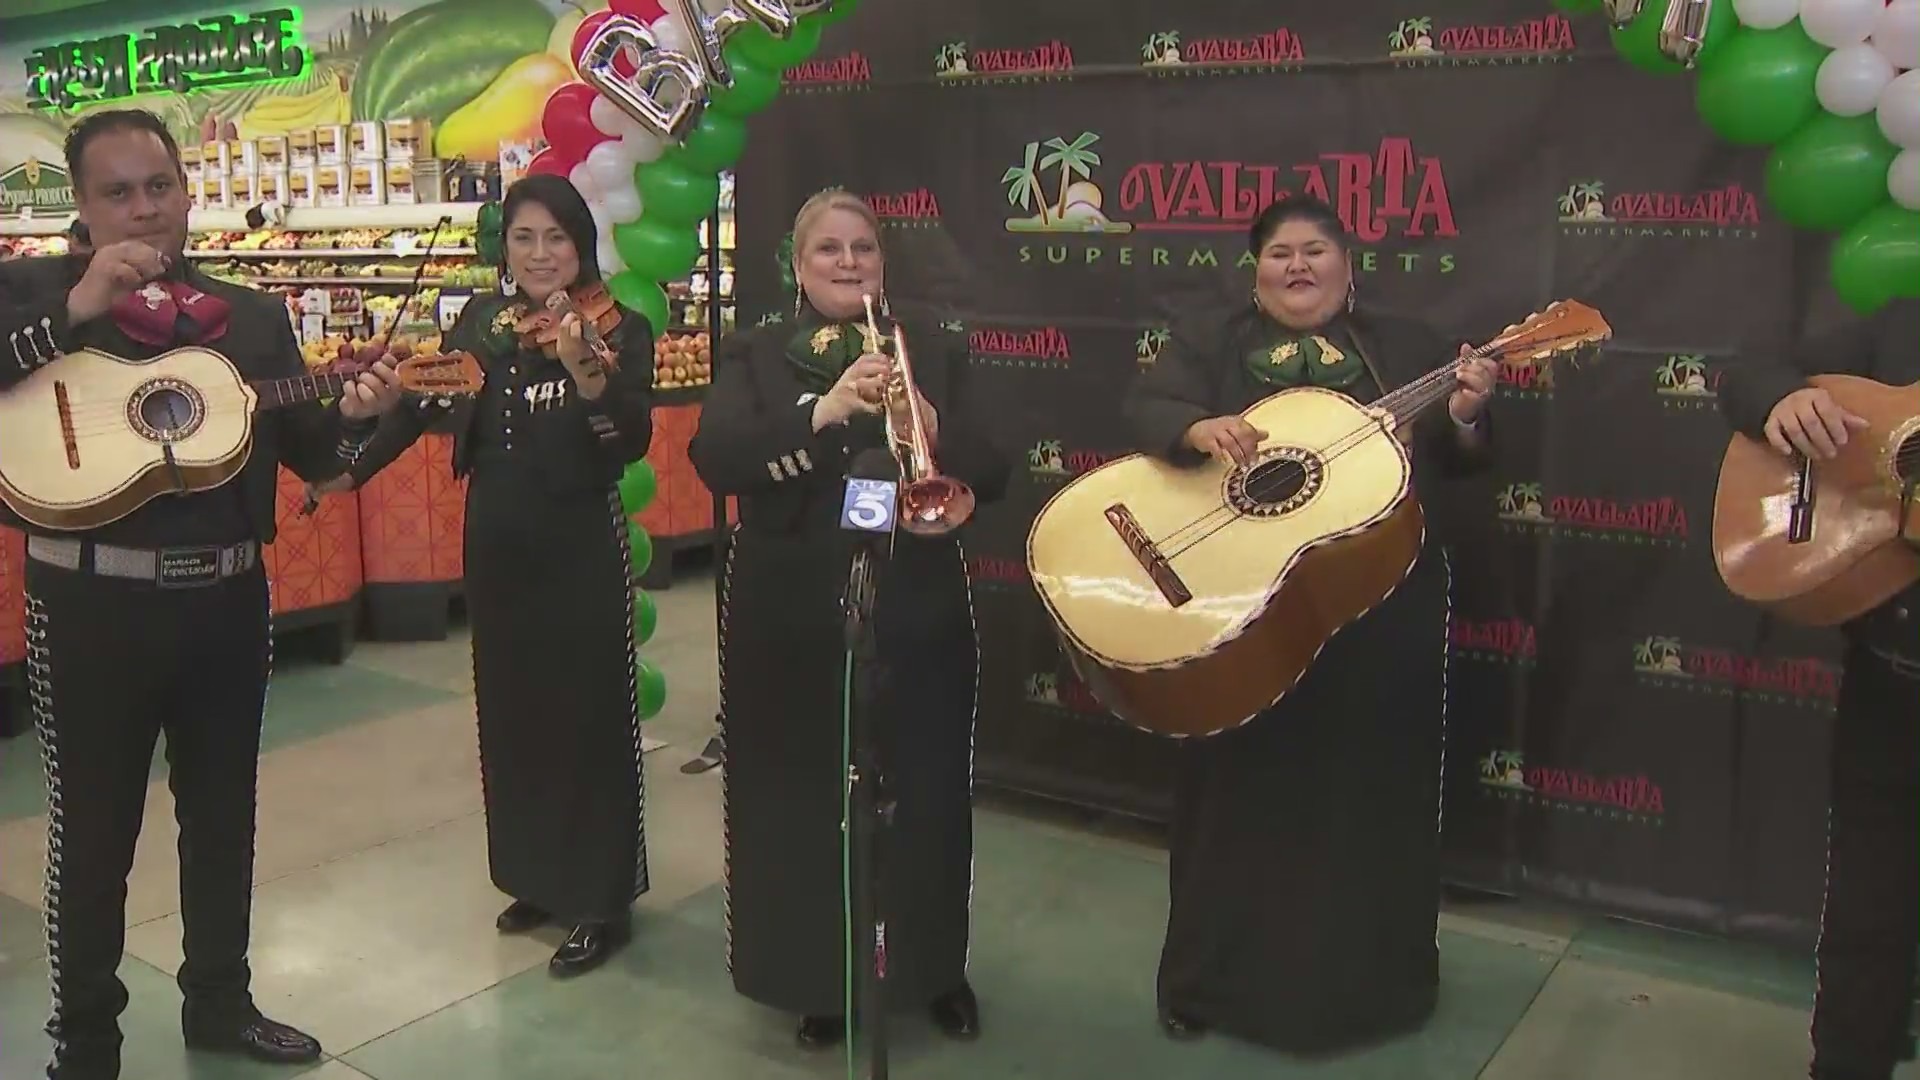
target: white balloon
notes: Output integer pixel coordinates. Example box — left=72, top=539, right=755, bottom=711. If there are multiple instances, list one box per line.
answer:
left=599, top=182, right=643, bottom=224
left=1871, top=1, right=1920, bottom=73
left=1817, top=45, right=1899, bottom=116
left=1878, top=70, right=1920, bottom=148
left=598, top=232, right=626, bottom=275
left=589, top=94, right=643, bottom=141
left=585, top=139, right=636, bottom=193
left=1890, top=149, right=1920, bottom=209
left=1731, top=0, right=1802, bottom=30
left=621, top=128, right=666, bottom=165
left=568, top=161, right=601, bottom=199
left=1801, top=0, right=1885, bottom=47
left=651, top=12, right=693, bottom=57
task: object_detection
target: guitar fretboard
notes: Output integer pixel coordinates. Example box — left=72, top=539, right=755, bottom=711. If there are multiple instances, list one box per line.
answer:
left=250, top=372, right=351, bottom=409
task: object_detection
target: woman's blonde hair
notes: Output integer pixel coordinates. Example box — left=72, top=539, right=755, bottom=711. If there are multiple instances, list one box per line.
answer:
left=792, top=187, right=882, bottom=260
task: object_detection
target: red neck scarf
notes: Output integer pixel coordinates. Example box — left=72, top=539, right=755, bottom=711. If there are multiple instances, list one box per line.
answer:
left=109, top=277, right=232, bottom=347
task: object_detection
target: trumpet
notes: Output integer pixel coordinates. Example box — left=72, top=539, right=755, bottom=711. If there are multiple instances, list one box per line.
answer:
left=861, top=294, right=976, bottom=536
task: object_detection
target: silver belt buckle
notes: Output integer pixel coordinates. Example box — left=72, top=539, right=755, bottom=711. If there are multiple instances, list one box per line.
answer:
left=154, top=546, right=224, bottom=588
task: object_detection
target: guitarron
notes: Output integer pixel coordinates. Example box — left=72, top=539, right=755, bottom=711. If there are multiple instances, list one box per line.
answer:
left=0, top=346, right=483, bottom=532
left=1026, top=301, right=1612, bottom=739
left=1711, top=375, right=1920, bottom=626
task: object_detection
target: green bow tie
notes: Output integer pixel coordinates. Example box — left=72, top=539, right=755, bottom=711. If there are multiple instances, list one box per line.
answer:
left=1245, top=331, right=1366, bottom=390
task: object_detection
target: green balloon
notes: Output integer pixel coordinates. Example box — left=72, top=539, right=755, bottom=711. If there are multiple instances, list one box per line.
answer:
left=1693, top=24, right=1826, bottom=147
left=710, top=51, right=780, bottom=117
left=677, top=110, right=749, bottom=175
left=633, top=158, right=722, bottom=226
left=636, top=659, right=667, bottom=720
left=627, top=521, right=653, bottom=576
left=814, top=0, right=860, bottom=24
left=633, top=589, right=658, bottom=645
left=1552, top=0, right=1600, bottom=10
left=613, top=217, right=700, bottom=281
left=618, top=460, right=657, bottom=513
left=1829, top=202, right=1920, bottom=314
left=1765, top=113, right=1899, bottom=232
left=607, top=271, right=670, bottom=335
left=1611, top=0, right=1733, bottom=75
left=730, top=19, right=822, bottom=71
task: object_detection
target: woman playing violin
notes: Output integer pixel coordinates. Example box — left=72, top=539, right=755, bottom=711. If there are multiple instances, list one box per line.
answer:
left=314, top=174, right=656, bottom=975
left=1127, top=195, right=1497, bottom=1053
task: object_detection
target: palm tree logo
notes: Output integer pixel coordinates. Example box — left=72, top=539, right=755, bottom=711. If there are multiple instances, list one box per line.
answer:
left=756, top=312, right=785, bottom=327
left=1633, top=635, right=1687, bottom=674
left=1141, top=31, right=1184, bottom=66
left=1002, top=132, right=1133, bottom=234
left=1389, top=17, right=1438, bottom=56
left=1028, top=439, right=1067, bottom=474
left=935, top=42, right=971, bottom=76
left=1558, top=181, right=1609, bottom=222
left=1479, top=749, right=1529, bottom=789
left=1656, top=354, right=1711, bottom=396
left=1025, top=672, right=1059, bottom=703
left=940, top=318, right=965, bottom=334
left=1496, top=483, right=1547, bottom=521
left=1136, top=327, right=1171, bottom=366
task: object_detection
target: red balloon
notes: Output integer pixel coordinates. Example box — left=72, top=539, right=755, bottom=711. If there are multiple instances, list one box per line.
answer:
left=525, top=149, right=571, bottom=177
left=542, top=83, right=608, bottom=162
left=609, top=0, right=667, bottom=22
left=572, top=11, right=640, bottom=78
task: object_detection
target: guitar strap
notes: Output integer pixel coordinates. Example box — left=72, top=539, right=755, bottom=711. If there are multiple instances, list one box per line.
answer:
left=1341, top=320, right=1393, bottom=401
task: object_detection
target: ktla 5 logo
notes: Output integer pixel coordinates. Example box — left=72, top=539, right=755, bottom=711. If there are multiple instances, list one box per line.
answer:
left=841, top=478, right=897, bottom=533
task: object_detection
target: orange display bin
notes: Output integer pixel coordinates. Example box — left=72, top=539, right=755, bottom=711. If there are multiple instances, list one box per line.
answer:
left=355, top=432, right=467, bottom=640
left=262, top=465, right=364, bottom=661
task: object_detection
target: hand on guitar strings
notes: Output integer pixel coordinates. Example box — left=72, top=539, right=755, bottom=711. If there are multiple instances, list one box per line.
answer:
left=337, top=362, right=404, bottom=420
left=1764, top=387, right=1869, bottom=461
left=1448, top=344, right=1499, bottom=425
left=65, top=240, right=171, bottom=324
left=1184, top=415, right=1268, bottom=467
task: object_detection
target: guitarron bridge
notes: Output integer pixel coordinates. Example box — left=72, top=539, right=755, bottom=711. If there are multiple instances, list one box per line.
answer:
left=1105, top=503, right=1192, bottom=608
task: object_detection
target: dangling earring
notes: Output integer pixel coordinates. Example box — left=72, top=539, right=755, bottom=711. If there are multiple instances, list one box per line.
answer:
left=794, top=287, right=804, bottom=317
left=499, top=268, right=516, bottom=296
left=1345, top=278, right=1356, bottom=313
left=1250, top=286, right=1264, bottom=312
left=879, top=291, right=892, bottom=319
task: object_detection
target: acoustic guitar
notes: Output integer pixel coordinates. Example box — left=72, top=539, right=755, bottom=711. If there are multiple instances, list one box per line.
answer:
left=1711, top=376, right=1920, bottom=626
left=1026, top=301, right=1612, bottom=739
left=0, top=346, right=483, bottom=532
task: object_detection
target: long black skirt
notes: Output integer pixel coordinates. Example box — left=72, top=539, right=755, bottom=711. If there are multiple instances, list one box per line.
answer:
left=1157, top=546, right=1451, bottom=1053
left=720, top=525, right=977, bottom=1017
left=464, top=474, right=649, bottom=922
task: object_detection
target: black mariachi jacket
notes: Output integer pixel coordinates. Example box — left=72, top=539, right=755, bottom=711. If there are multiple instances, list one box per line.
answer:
left=1719, top=298, right=1920, bottom=650
left=342, top=291, right=656, bottom=493
left=0, top=253, right=373, bottom=544
left=1126, top=303, right=1497, bottom=482
left=687, top=303, right=1010, bottom=534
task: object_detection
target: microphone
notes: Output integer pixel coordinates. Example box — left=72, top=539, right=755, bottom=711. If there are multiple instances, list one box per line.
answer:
left=841, top=447, right=900, bottom=538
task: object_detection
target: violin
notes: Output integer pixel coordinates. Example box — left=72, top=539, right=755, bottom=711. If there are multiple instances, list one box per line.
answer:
left=514, top=282, right=624, bottom=371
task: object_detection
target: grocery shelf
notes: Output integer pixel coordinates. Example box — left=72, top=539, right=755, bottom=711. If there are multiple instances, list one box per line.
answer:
left=187, top=248, right=478, bottom=258
left=237, top=276, right=453, bottom=286
left=0, top=203, right=486, bottom=236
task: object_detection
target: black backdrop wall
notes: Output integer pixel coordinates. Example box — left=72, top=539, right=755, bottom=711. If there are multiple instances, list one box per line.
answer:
left=730, top=0, right=1851, bottom=946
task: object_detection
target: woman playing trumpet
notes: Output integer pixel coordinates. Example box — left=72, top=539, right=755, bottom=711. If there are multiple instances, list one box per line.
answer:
left=689, top=189, right=1009, bottom=1049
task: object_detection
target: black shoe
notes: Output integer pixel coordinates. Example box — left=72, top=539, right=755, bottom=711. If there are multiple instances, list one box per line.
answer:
left=797, top=1015, right=846, bottom=1049
left=930, top=983, right=980, bottom=1040
left=183, top=1014, right=322, bottom=1064
left=548, top=920, right=630, bottom=977
left=1160, top=1009, right=1207, bottom=1040
left=495, top=900, right=550, bottom=933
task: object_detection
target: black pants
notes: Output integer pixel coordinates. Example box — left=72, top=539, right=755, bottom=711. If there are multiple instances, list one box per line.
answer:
left=24, top=560, right=272, bottom=1079
left=1811, top=641, right=1920, bottom=1080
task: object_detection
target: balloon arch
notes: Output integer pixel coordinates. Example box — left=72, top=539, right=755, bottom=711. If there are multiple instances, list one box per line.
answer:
left=1551, top=0, right=1918, bottom=312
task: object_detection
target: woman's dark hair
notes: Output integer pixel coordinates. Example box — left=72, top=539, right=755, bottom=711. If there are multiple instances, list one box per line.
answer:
left=501, top=173, right=602, bottom=286
left=1247, top=195, right=1349, bottom=257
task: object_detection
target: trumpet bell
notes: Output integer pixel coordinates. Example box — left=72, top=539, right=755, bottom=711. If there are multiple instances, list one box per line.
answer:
left=900, top=477, right=976, bottom=536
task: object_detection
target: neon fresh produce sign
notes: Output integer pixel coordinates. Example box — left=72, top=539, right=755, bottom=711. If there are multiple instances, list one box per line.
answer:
left=24, top=8, right=309, bottom=110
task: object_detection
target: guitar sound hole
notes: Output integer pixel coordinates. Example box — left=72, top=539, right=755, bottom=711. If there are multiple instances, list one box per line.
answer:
left=127, top=379, right=206, bottom=443
left=1227, top=447, right=1325, bottom=518
left=1897, top=432, right=1918, bottom=484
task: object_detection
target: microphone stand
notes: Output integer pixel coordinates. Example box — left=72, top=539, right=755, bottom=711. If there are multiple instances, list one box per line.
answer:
left=842, top=529, right=894, bottom=1079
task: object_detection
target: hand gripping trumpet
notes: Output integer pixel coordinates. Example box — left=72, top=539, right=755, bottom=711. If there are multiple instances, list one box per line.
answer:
left=861, top=294, right=976, bottom=536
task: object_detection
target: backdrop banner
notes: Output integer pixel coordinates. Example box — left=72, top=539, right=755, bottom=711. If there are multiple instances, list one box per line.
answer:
left=734, top=0, right=1847, bottom=945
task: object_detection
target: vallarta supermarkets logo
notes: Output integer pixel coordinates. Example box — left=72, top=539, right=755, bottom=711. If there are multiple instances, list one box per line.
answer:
left=1138, top=26, right=1306, bottom=72
left=1478, top=748, right=1665, bottom=824
left=1027, top=440, right=1124, bottom=480
left=1000, top=132, right=1460, bottom=275
left=1557, top=178, right=1763, bottom=239
left=1632, top=634, right=1839, bottom=709
left=1495, top=482, right=1691, bottom=547
left=967, top=324, right=1074, bottom=370
left=1386, top=13, right=1577, bottom=62
left=935, top=38, right=1074, bottom=82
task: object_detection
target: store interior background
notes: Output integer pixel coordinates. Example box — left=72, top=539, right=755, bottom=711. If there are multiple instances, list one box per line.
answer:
left=0, top=0, right=1915, bottom=1076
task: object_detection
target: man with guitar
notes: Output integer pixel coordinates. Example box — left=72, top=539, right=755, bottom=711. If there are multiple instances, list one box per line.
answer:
left=1719, top=296, right=1920, bottom=1080
left=0, top=109, right=402, bottom=1080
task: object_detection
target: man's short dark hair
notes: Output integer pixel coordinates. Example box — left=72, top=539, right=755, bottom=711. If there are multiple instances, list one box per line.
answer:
left=63, top=108, right=182, bottom=189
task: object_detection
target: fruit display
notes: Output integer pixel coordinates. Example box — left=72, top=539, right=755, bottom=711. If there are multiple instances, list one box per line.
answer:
left=300, top=331, right=448, bottom=371
left=653, top=332, right=712, bottom=390
left=191, top=227, right=476, bottom=254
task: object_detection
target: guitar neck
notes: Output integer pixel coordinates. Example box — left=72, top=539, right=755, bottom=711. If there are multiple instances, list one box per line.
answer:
left=1376, top=345, right=1490, bottom=426
left=249, top=371, right=353, bottom=410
